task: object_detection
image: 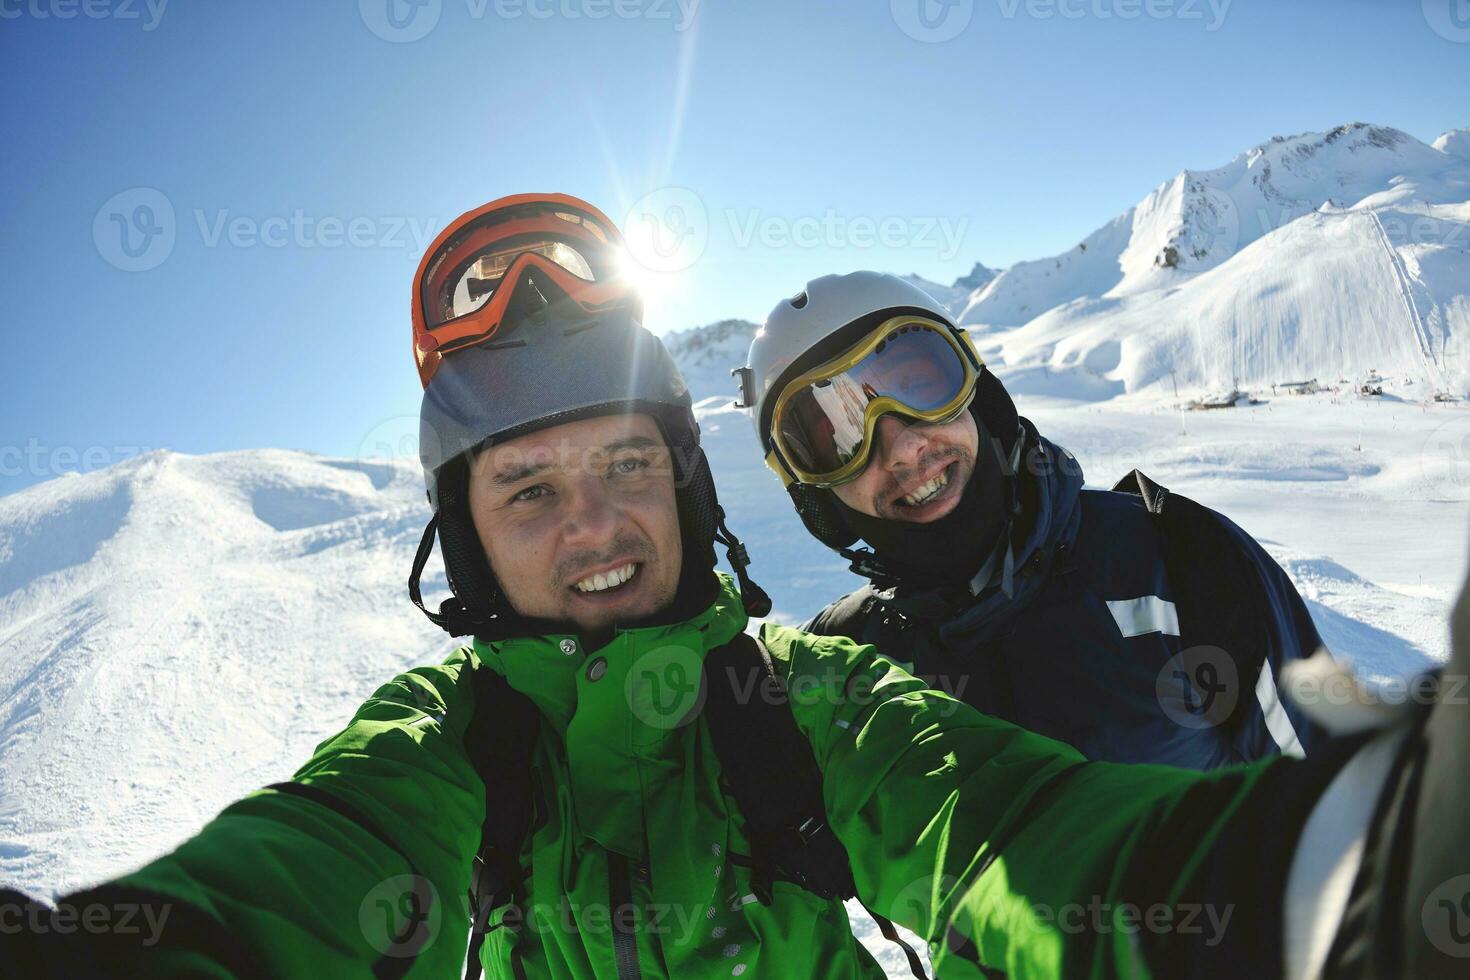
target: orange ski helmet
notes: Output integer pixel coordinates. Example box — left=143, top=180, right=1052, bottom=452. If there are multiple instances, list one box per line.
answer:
left=411, top=193, right=638, bottom=389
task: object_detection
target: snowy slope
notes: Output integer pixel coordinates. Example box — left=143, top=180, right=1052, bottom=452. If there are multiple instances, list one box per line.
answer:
left=1433, top=128, right=1470, bottom=160
left=0, top=450, right=454, bottom=898
left=958, top=124, right=1470, bottom=396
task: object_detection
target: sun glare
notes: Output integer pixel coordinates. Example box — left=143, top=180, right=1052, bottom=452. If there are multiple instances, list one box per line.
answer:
left=617, top=247, right=682, bottom=330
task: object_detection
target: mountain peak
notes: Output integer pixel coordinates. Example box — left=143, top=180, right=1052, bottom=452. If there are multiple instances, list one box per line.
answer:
left=953, top=118, right=1470, bottom=397
left=1434, top=127, right=1470, bottom=160
left=953, top=261, right=999, bottom=292
left=664, top=319, right=760, bottom=401
left=1257, top=122, right=1411, bottom=157
left=960, top=119, right=1465, bottom=331
left=667, top=318, right=758, bottom=357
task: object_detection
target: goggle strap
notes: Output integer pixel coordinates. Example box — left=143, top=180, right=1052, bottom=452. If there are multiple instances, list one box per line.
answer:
left=764, top=447, right=798, bottom=487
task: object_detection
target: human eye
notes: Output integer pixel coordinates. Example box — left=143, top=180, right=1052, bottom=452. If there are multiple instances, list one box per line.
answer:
left=511, top=484, right=552, bottom=503
left=611, top=455, right=650, bottom=476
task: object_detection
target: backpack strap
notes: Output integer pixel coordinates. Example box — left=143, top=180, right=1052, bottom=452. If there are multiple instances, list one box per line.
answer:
left=800, top=586, right=880, bottom=638
left=702, top=632, right=931, bottom=980
left=462, top=665, right=541, bottom=980
left=1109, top=468, right=1270, bottom=739
left=702, top=632, right=856, bottom=903
left=1110, top=467, right=1172, bottom=513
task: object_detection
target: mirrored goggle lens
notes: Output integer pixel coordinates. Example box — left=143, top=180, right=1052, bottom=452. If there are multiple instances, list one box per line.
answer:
left=776, top=325, right=969, bottom=476
left=424, top=205, right=616, bottom=328
left=446, top=239, right=595, bottom=321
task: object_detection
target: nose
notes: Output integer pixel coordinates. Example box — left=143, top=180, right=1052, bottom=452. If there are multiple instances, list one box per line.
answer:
left=871, top=414, right=930, bottom=472
left=560, top=478, right=621, bottom=548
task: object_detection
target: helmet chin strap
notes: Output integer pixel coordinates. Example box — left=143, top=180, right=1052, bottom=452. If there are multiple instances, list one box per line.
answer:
left=409, top=514, right=493, bottom=637
left=714, top=506, right=772, bottom=618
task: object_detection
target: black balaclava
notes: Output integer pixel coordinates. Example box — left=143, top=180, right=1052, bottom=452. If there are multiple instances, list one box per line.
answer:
left=835, top=405, right=1012, bottom=589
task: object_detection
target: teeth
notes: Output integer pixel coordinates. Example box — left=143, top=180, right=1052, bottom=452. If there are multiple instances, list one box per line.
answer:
left=575, top=563, right=638, bottom=593
left=901, top=470, right=949, bottom=506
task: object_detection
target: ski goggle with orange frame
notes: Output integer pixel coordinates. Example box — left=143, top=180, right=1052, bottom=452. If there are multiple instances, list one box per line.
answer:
left=412, top=193, right=636, bottom=388
left=764, top=316, right=984, bottom=487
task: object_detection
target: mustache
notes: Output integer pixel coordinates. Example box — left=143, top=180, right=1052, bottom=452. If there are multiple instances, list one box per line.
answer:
left=555, top=532, right=658, bottom=586
left=879, top=447, right=971, bottom=501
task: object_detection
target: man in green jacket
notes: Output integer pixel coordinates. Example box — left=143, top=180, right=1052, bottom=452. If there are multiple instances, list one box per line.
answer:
left=3, top=194, right=1465, bottom=979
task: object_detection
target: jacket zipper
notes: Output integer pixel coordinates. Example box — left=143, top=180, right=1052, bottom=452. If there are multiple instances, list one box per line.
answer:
left=608, top=850, right=642, bottom=980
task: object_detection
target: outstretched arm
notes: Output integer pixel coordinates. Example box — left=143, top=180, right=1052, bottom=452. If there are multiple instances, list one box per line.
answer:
left=10, top=649, right=488, bottom=978
left=766, top=623, right=1300, bottom=979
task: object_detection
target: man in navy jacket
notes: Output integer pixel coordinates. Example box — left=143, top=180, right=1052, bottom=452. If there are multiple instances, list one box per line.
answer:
left=736, top=271, right=1320, bottom=768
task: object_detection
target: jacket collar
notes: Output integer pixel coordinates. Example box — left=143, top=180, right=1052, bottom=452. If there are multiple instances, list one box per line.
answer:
left=473, top=573, right=749, bottom=735
left=883, top=421, right=1086, bottom=644
left=470, top=575, right=749, bottom=857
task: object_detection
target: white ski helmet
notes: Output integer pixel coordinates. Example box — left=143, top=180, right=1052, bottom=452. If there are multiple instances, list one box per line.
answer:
left=734, top=271, right=1021, bottom=556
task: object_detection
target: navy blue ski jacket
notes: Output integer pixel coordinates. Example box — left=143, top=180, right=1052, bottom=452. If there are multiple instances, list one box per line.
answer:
left=804, top=424, right=1323, bottom=769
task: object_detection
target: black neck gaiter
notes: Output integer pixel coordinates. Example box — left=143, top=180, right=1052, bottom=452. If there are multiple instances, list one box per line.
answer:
left=837, top=432, right=1010, bottom=590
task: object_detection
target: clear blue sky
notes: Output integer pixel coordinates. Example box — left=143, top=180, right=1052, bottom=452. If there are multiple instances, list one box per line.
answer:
left=2, top=0, right=1467, bottom=495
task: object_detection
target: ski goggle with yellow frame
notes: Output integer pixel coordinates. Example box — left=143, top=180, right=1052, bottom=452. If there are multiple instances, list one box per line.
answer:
left=764, top=316, right=984, bottom=487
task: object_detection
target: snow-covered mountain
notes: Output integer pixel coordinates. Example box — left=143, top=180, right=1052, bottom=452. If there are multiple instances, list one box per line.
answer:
left=952, top=261, right=1001, bottom=294
left=1434, top=128, right=1470, bottom=160
left=898, top=273, right=972, bottom=315
left=662, top=317, right=758, bottom=404
left=894, top=265, right=1001, bottom=318
left=673, top=126, right=1469, bottom=402
left=958, top=123, right=1470, bottom=397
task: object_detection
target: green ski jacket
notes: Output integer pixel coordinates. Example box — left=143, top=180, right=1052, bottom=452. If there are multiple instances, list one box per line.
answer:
left=75, top=576, right=1286, bottom=978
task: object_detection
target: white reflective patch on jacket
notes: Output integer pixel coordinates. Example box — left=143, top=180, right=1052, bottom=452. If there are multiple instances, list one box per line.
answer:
left=1255, top=659, right=1306, bottom=758
left=1105, top=596, right=1181, bottom=638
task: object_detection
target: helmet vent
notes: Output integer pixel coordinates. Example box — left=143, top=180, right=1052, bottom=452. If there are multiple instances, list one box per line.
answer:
left=479, top=338, right=528, bottom=351
left=789, top=291, right=808, bottom=309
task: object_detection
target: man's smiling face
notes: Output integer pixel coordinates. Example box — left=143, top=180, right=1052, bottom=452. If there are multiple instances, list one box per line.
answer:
left=829, top=410, right=980, bottom=522
left=467, top=412, right=683, bottom=632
